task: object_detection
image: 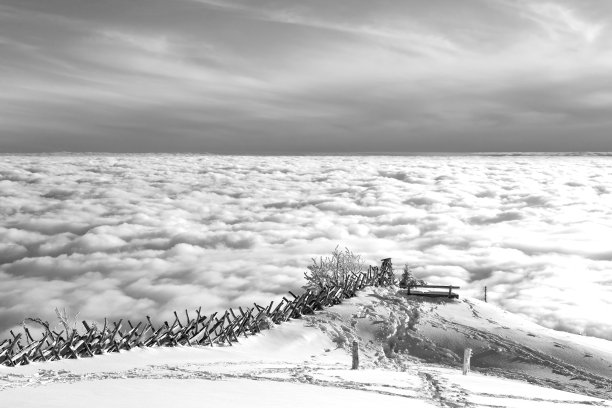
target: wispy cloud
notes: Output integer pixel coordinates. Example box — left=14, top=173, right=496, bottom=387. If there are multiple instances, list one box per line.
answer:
left=497, top=0, right=605, bottom=44
left=2, top=0, right=612, bottom=152
left=98, top=30, right=172, bottom=55
left=529, top=3, right=603, bottom=43
left=188, top=0, right=461, bottom=58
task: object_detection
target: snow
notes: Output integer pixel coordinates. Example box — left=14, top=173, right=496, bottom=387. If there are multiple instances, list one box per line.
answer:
left=1, top=288, right=611, bottom=407
left=1, top=379, right=438, bottom=408
left=1, top=320, right=339, bottom=376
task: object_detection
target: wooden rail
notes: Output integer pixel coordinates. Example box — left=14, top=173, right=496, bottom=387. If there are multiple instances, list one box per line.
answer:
left=407, top=285, right=460, bottom=299
left=0, top=262, right=392, bottom=367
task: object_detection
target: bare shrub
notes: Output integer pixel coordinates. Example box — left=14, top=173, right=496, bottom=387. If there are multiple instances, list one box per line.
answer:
left=303, top=246, right=365, bottom=292
left=23, top=308, right=90, bottom=340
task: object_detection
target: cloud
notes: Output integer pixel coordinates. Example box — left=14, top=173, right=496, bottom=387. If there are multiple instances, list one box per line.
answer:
left=1, top=155, right=611, bottom=343
left=0, top=243, right=28, bottom=264
left=189, top=0, right=461, bottom=58
left=3, top=0, right=612, bottom=152
left=99, top=30, right=171, bottom=55
left=524, top=2, right=604, bottom=43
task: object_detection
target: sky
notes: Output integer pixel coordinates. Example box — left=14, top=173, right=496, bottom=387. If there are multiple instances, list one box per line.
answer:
left=1, top=0, right=612, bottom=153
left=1, top=155, right=611, bottom=341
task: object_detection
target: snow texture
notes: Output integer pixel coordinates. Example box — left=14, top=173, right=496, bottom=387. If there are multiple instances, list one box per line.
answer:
left=1, top=289, right=610, bottom=407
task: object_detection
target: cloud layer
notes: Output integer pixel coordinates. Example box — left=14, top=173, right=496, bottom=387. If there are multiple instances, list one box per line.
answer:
left=1, top=154, right=611, bottom=341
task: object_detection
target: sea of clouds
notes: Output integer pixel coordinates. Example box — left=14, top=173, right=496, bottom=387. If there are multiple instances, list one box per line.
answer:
left=1, top=154, right=611, bottom=341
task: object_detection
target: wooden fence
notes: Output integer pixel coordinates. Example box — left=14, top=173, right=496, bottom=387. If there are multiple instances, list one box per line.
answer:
left=0, top=260, right=394, bottom=367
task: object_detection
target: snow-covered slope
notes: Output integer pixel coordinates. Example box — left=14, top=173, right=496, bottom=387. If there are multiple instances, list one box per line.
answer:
left=311, top=286, right=612, bottom=398
left=1, top=287, right=611, bottom=407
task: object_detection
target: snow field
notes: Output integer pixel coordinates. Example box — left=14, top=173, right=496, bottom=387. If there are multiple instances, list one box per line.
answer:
left=1, top=288, right=610, bottom=407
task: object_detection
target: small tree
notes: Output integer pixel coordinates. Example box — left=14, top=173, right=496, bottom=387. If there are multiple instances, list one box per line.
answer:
left=399, top=264, right=427, bottom=288
left=303, top=246, right=365, bottom=292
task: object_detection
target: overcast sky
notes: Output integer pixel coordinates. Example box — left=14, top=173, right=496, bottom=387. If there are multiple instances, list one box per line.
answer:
left=1, top=0, right=612, bottom=153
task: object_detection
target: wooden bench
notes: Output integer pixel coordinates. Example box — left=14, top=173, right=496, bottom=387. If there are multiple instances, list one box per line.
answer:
left=407, top=285, right=460, bottom=299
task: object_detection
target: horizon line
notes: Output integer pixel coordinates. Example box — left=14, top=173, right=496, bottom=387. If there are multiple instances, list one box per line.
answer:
left=2, top=151, right=612, bottom=156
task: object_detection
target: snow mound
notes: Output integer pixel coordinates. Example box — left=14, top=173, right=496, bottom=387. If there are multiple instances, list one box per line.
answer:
left=303, top=287, right=612, bottom=399
left=1, top=287, right=611, bottom=407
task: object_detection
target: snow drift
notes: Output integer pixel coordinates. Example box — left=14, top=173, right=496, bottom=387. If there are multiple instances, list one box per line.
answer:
left=1, top=287, right=610, bottom=407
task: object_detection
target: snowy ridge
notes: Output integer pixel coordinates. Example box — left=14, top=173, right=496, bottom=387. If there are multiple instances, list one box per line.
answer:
left=1, top=287, right=611, bottom=407
left=307, top=287, right=612, bottom=399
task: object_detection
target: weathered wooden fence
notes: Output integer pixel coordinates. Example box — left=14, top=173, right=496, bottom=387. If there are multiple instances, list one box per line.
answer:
left=0, top=261, right=394, bottom=367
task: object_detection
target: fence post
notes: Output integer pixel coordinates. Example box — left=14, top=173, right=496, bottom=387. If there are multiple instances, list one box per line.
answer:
left=380, top=258, right=393, bottom=286
left=352, top=340, right=359, bottom=370
left=484, top=286, right=487, bottom=303
left=463, top=348, right=472, bottom=375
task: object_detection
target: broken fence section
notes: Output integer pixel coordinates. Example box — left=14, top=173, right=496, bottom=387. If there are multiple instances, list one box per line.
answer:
left=0, top=262, right=393, bottom=367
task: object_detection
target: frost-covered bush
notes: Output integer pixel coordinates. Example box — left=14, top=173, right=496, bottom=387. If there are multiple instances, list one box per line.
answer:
left=23, top=307, right=89, bottom=339
left=303, top=246, right=365, bottom=292
left=398, top=264, right=427, bottom=288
